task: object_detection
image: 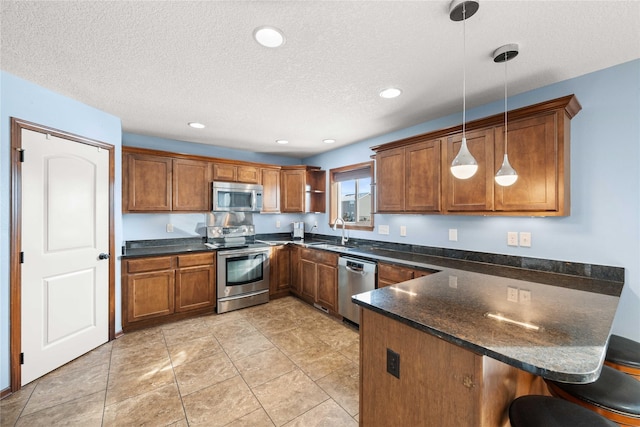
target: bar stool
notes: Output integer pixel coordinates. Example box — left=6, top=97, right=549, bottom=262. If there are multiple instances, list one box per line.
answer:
left=509, top=395, right=618, bottom=427
left=605, top=334, right=640, bottom=381
left=546, top=365, right=640, bottom=426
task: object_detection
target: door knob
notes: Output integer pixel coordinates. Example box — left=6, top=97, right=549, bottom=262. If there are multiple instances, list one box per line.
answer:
left=98, top=253, right=110, bottom=260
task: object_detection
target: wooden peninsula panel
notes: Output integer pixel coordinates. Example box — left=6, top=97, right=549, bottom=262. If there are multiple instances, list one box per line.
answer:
left=359, top=309, right=549, bottom=427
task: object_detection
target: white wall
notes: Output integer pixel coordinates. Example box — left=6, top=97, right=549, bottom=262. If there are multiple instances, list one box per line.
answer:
left=0, top=71, right=123, bottom=391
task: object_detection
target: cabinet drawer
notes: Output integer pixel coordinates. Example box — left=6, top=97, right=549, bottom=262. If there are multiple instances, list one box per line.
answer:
left=177, top=252, right=214, bottom=268
left=378, top=263, right=414, bottom=283
left=126, top=256, right=173, bottom=273
left=301, top=248, right=338, bottom=266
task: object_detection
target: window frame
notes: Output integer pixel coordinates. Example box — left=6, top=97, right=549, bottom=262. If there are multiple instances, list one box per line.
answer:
left=329, top=161, right=375, bottom=231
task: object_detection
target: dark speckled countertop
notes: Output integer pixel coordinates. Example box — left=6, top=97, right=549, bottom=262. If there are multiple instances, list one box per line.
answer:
left=352, top=263, right=621, bottom=384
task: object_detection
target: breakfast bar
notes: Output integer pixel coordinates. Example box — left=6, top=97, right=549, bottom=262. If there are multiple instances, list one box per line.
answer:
left=352, top=264, right=623, bottom=426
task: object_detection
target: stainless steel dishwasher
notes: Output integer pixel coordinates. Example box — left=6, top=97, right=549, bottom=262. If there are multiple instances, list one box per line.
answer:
left=338, top=257, right=377, bottom=325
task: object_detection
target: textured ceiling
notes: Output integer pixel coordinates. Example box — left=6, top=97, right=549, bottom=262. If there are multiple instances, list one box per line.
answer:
left=2, top=1, right=639, bottom=158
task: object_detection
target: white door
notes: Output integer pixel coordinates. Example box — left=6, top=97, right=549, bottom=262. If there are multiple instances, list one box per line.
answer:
left=21, top=129, right=109, bottom=385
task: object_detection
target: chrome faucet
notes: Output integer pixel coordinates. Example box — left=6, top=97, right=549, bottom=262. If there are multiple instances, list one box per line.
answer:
left=332, top=217, right=349, bottom=245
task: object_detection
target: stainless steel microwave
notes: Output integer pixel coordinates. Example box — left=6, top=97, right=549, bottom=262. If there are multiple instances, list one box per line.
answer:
left=212, top=181, right=263, bottom=212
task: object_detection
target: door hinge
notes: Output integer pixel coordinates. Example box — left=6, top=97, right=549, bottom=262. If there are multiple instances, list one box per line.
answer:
left=17, top=148, right=24, bottom=162
left=20, top=353, right=24, bottom=365
left=20, top=252, right=24, bottom=264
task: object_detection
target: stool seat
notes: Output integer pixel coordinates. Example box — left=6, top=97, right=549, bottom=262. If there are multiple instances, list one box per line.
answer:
left=606, top=334, right=640, bottom=378
left=509, top=395, right=618, bottom=427
left=547, top=365, right=640, bottom=426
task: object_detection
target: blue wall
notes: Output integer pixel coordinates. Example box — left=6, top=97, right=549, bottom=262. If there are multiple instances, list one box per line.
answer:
left=0, top=71, right=123, bottom=391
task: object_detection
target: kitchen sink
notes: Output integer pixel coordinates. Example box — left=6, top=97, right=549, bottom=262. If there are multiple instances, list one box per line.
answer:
left=306, top=242, right=355, bottom=251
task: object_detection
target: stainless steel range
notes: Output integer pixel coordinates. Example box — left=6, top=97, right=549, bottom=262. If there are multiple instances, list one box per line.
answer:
left=206, top=213, right=270, bottom=313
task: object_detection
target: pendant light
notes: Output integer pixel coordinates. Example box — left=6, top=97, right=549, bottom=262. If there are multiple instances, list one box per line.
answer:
left=493, top=43, right=519, bottom=187
left=450, top=0, right=479, bottom=180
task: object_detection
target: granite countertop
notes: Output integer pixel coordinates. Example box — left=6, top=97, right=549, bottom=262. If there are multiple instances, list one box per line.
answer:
left=352, top=265, right=621, bottom=384
left=121, top=237, right=216, bottom=258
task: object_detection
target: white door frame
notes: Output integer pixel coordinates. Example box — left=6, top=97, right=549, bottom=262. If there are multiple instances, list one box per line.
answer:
left=9, top=117, right=116, bottom=393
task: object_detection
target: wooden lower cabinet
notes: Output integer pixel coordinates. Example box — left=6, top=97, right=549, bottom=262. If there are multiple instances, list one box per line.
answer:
left=123, top=252, right=215, bottom=331
left=298, top=248, right=338, bottom=314
left=360, top=309, right=550, bottom=426
left=290, top=245, right=302, bottom=296
left=269, top=244, right=291, bottom=298
left=377, top=261, right=434, bottom=288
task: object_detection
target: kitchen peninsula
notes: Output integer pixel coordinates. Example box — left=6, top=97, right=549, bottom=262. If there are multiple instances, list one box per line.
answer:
left=352, top=262, right=623, bottom=426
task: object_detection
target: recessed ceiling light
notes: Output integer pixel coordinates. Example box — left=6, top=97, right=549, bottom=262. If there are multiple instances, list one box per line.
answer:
left=188, top=122, right=206, bottom=129
left=254, top=26, right=285, bottom=48
left=323, top=139, right=336, bottom=144
left=276, top=139, right=289, bottom=145
left=379, top=87, right=402, bottom=99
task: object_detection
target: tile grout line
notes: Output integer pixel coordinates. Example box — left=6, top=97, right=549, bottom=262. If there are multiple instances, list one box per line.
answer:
left=162, top=326, right=191, bottom=426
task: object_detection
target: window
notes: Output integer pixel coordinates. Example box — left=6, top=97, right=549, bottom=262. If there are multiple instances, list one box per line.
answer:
left=330, top=161, right=374, bottom=231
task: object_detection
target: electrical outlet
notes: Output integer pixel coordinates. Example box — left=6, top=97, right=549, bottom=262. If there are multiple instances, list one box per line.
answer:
left=507, top=286, right=519, bottom=302
left=519, top=232, right=532, bottom=247
left=507, top=231, right=518, bottom=246
left=400, top=226, right=407, bottom=237
left=449, top=229, right=458, bottom=241
left=166, top=223, right=173, bottom=233
left=276, top=220, right=280, bottom=228
left=519, top=289, right=532, bottom=304
left=379, top=225, right=390, bottom=235
left=387, top=348, right=400, bottom=379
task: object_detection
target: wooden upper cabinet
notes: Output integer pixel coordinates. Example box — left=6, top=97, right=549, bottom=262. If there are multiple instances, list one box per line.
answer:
left=373, top=95, right=580, bottom=216
left=212, top=163, right=260, bottom=184
left=494, top=113, right=562, bottom=213
left=377, top=138, right=441, bottom=213
left=443, top=128, right=495, bottom=213
left=281, top=166, right=326, bottom=213
left=261, top=167, right=281, bottom=213
left=124, top=153, right=172, bottom=211
left=173, top=158, right=211, bottom=211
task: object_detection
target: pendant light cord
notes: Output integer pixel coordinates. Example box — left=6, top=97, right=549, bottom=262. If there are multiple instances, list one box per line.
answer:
left=462, top=3, right=466, bottom=139
left=504, top=53, right=508, bottom=154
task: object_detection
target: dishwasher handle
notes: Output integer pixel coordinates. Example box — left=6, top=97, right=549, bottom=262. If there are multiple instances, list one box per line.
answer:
left=346, top=264, right=365, bottom=274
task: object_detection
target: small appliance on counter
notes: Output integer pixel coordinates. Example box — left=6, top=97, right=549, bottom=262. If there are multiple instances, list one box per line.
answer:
left=292, top=221, right=305, bottom=241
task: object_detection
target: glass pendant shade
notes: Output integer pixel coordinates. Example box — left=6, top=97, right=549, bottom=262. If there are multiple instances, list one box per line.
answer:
left=451, top=137, right=478, bottom=179
left=495, top=153, right=518, bottom=186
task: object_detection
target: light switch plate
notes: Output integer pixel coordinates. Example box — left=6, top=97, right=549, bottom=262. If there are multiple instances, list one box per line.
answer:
left=449, top=229, right=458, bottom=241
left=400, top=226, right=407, bottom=237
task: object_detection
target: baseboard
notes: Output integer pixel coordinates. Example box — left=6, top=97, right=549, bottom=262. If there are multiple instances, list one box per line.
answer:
left=0, top=386, right=12, bottom=400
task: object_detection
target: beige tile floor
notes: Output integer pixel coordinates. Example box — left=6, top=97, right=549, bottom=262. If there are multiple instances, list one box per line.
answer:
left=1, top=297, right=360, bottom=427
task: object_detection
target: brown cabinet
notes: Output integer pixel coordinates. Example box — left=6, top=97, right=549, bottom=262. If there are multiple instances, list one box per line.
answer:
left=378, top=262, right=433, bottom=288
left=269, top=244, right=291, bottom=298
left=298, top=248, right=338, bottom=313
left=373, top=95, right=580, bottom=216
left=290, top=245, right=302, bottom=296
left=123, top=149, right=210, bottom=212
left=442, top=128, right=495, bottom=213
left=122, top=252, right=215, bottom=330
left=260, top=167, right=281, bottom=213
left=212, top=163, right=260, bottom=184
left=281, top=166, right=326, bottom=213
left=376, top=138, right=441, bottom=213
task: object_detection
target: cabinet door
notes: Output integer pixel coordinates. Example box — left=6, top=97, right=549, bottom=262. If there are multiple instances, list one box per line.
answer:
left=290, top=245, right=302, bottom=296
left=443, top=128, right=495, bottom=212
left=300, top=258, right=317, bottom=301
left=125, top=153, right=172, bottom=211
left=378, top=262, right=414, bottom=286
left=494, top=114, right=559, bottom=212
left=212, top=163, right=236, bottom=182
left=376, top=147, right=405, bottom=212
left=316, top=264, right=338, bottom=312
left=236, top=165, right=260, bottom=183
left=261, top=168, right=281, bottom=213
left=173, top=159, right=211, bottom=211
left=406, top=139, right=442, bottom=212
left=126, top=270, right=175, bottom=323
left=175, top=264, right=215, bottom=312
left=281, top=169, right=306, bottom=213
left=270, top=245, right=290, bottom=296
